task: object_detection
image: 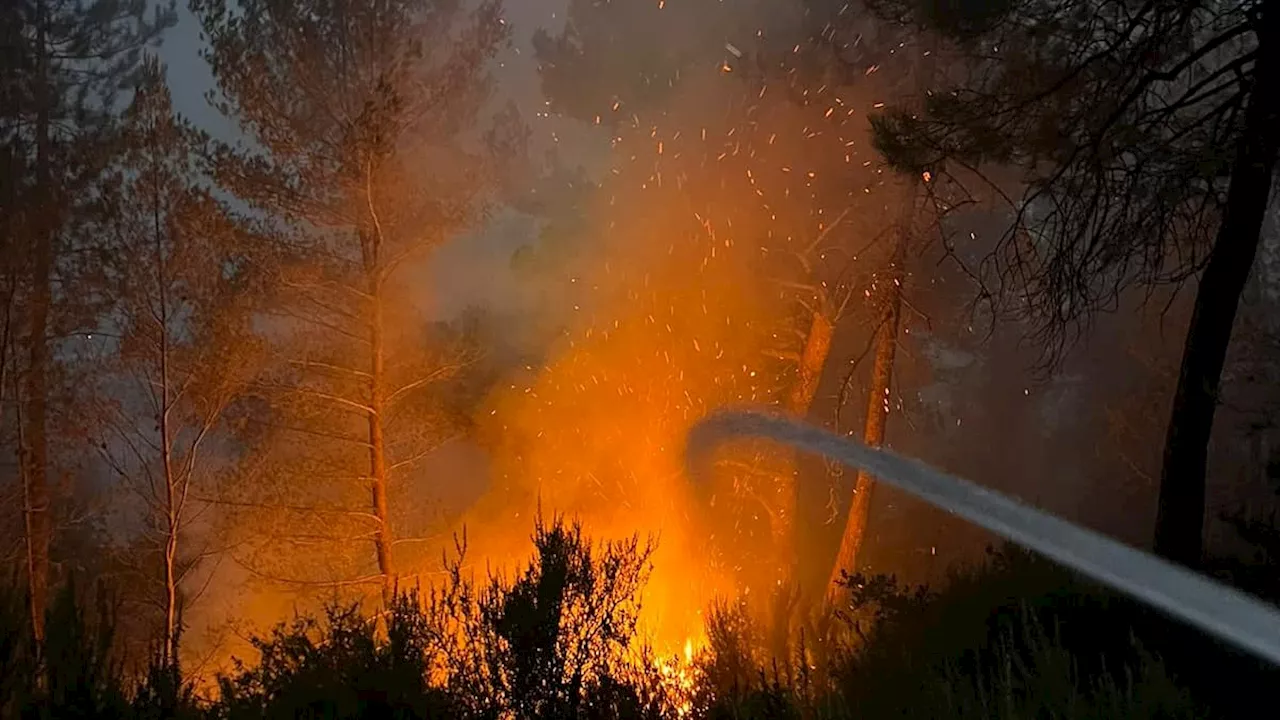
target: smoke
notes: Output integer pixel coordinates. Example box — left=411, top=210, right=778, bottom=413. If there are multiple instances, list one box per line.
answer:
left=424, top=0, right=901, bottom=651
left=447, top=141, right=798, bottom=650
left=174, top=0, right=1228, bottom=680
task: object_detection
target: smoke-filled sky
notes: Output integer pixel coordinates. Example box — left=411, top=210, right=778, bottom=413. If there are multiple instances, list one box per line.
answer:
left=156, top=0, right=579, bottom=319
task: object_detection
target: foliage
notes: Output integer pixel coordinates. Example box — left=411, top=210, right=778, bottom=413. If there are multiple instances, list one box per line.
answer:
left=832, top=0, right=1280, bottom=570
left=131, top=648, right=202, bottom=720
left=425, top=515, right=663, bottom=720
left=210, top=599, right=455, bottom=720
left=0, top=0, right=177, bottom=648
left=701, top=547, right=1211, bottom=720
left=17, top=523, right=1280, bottom=719
left=206, top=516, right=664, bottom=719
left=857, top=0, right=1263, bottom=349
left=190, top=0, right=514, bottom=600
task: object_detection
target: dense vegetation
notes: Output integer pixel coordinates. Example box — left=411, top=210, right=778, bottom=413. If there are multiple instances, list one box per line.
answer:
left=3, top=0, right=1279, bottom=716
left=4, top=513, right=1280, bottom=718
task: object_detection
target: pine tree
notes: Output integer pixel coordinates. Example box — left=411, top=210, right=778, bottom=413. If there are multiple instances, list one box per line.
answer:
left=95, top=56, right=259, bottom=666
left=192, top=0, right=511, bottom=606
left=863, top=0, right=1280, bottom=566
left=4, top=0, right=175, bottom=644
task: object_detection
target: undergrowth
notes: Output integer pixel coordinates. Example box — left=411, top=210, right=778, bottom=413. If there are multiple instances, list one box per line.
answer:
left=4, top=517, right=1275, bottom=718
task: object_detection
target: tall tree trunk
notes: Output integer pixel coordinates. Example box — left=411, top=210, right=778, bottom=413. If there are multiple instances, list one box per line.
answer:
left=23, top=0, right=53, bottom=645
left=368, top=287, right=395, bottom=606
left=767, top=209, right=854, bottom=575
left=154, top=163, right=180, bottom=666
left=162, top=511, right=179, bottom=663
left=161, top=418, right=179, bottom=665
left=763, top=310, right=834, bottom=656
left=826, top=184, right=916, bottom=597
left=1154, top=9, right=1280, bottom=567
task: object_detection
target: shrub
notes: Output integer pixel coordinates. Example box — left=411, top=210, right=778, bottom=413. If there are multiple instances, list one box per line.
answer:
left=427, top=514, right=663, bottom=720
left=5, top=523, right=1278, bottom=719
left=209, top=594, right=454, bottom=720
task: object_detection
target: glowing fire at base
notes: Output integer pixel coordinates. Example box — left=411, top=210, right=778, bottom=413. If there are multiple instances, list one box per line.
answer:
left=654, top=637, right=701, bottom=718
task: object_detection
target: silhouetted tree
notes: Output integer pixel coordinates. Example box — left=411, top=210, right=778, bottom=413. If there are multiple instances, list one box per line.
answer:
left=430, top=517, right=660, bottom=719
left=1, top=0, right=176, bottom=643
left=5, top=578, right=130, bottom=719
left=859, top=0, right=1280, bottom=566
left=212, top=596, right=455, bottom=720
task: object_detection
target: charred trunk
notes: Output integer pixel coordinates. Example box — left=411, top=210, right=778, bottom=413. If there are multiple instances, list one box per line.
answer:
left=788, top=312, right=836, bottom=414
left=1154, top=9, right=1280, bottom=567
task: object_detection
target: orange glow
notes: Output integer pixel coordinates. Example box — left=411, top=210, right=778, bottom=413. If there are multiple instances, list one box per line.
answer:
left=457, top=202, right=792, bottom=651
left=655, top=637, right=701, bottom=717
left=166, top=1, right=917, bottom=692
left=439, top=52, right=895, bottom=655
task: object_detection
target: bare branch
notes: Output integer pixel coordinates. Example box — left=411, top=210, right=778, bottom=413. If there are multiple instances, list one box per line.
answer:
left=384, top=364, right=464, bottom=407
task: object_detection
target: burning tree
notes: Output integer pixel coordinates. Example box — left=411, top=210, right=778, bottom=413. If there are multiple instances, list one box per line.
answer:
left=192, top=0, right=512, bottom=607
left=801, top=2, right=948, bottom=598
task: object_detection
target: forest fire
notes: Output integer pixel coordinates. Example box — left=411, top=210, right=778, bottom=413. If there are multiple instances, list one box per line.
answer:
left=440, top=3, right=912, bottom=655
left=6, top=0, right=1277, bottom=715
left=654, top=638, right=701, bottom=717
left=459, top=186, right=794, bottom=651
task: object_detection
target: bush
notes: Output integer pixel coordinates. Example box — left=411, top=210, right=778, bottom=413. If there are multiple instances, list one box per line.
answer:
left=426, top=515, right=665, bottom=720
left=210, top=515, right=664, bottom=720
left=696, top=547, right=1210, bottom=719
left=209, top=596, right=455, bottom=719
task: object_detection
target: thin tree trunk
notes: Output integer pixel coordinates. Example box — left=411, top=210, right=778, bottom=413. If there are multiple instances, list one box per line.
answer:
left=153, top=151, right=180, bottom=666
left=23, top=0, right=53, bottom=645
left=161, top=412, right=179, bottom=665
left=362, top=155, right=396, bottom=607
left=1154, top=8, right=1280, bottom=567
left=826, top=184, right=915, bottom=597
left=163, top=509, right=179, bottom=663
left=367, top=290, right=395, bottom=606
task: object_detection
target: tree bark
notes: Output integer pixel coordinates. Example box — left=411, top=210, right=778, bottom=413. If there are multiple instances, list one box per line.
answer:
left=774, top=310, right=834, bottom=550
left=827, top=183, right=916, bottom=598
left=23, top=0, right=53, bottom=645
left=1154, top=9, right=1280, bottom=567
left=788, top=313, right=836, bottom=415
left=368, top=279, right=395, bottom=606
left=153, top=148, right=181, bottom=666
